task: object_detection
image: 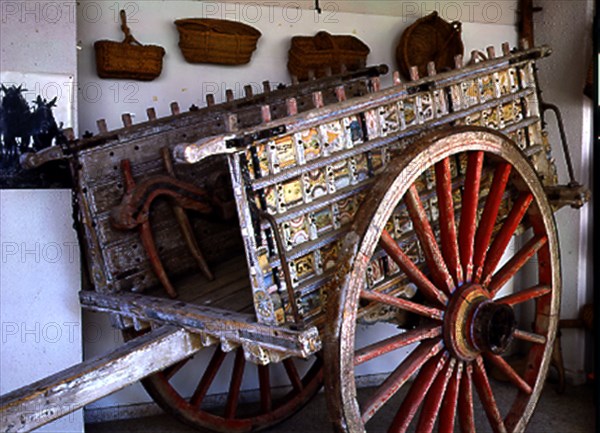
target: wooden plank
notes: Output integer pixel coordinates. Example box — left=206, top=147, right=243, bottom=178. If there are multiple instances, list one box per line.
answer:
left=0, top=326, right=203, bottom=433
left=79, top=291, right=321, bottom=358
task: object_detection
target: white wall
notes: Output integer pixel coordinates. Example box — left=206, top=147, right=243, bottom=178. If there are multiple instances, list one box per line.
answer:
left=534, top=0, right=594, bottom=384
left=0, top=1, right=83, bottom=431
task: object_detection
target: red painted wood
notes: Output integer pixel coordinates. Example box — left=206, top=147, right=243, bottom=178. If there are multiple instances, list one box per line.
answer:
left=404, top=184, right=455, bottom=295
left=473, top=162, right=512, bottom=282
left=258, top=364, right=272, bottom=413
left=360, top=289, right=444, bottom=320
left=415, top=357, right=456, bottom=433
left=435, top=158, right=464, bottom=286
left=438, top=362, right=463, bottom=433
left=487, top=234, right=548, bottom=297
left=225, top=348, right=246, bottom=419
left=496, top=285, right=552, bottom=306
left=380, top=230, right=448, bottom=306
left=458, top=363, right=476, bottom=433
left=472, top=356, right=507, bottom=433
left=481, top=192, right=533, bottom=283
left=361, top=339, right=444, bottom=422
left=513, top=329, right=547, bottom=345
left=191, top=348, right=227, bottom=408
left=483, top=353, right=532, bottom=395
left=283, top=359, right=304, bottom=393
left=354, top=324, right=442, bottom=366
left=388, top=352, right=448, bottom=433
left=459, top=151, right=484, bottom=282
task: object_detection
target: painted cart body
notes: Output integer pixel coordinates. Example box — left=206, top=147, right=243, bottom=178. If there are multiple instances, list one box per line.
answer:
left=1, top=42, right=588, bottom=433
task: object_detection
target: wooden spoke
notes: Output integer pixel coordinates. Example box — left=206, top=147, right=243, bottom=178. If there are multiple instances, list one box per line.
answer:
left=438, top=362, right=463, bottom=433
left=404, top=185, right=455, bottom=294
left=513, top=329, right=547, bottom=345
left=225, top=348, right=246, bottom=419
left=380, top=230, right=448, bottom=306
left=258, top=365, right=272, bottom=413
left=360, top=289, right=444, bottom=320
left=483, top=353, right=532, bottom=395
left=487, top=234, right=548, bottom=296
left=355, top=324, right=442, bottom=366
left=361, top=339, right=444, bottom=422
left=459, top=151, right=484, bottom=282
left=473, top=162, right=512, bottom=282
left=496, top=285, right=552, bottom=306
left=480, top=193, right=533, bottom=282
left=415, top=357, right=457, bottom=433
left=190, top=347, right=227, bottom=408
left=388, top=352, right=449, bottom=433
left=435, top=158, right=463, bottom=286
left=283, top=359, right=303, bottom=393
left=458, top=363, right=476, bottom=433
left=472, top=356, right=508, bottom=433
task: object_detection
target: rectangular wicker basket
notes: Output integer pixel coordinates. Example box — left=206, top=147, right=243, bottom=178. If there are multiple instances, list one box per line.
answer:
left=287, top=31, right=370, bottom=81
left=175, top=18, right=261, bottom=65
left=94, top=10, right=165, bottom=81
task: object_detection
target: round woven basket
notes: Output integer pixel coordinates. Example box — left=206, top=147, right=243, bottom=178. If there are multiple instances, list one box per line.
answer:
left=396, top=11, right=464, bottom=80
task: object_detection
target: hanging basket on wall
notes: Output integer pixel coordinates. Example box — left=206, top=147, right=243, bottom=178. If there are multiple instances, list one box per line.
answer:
left=287, top=31, right=370, bottom=81
left=174, top=18, right=261, bottom=65
left=396, top=11, right=464, bottom=80
left=94, top=10, right=166, bottom=81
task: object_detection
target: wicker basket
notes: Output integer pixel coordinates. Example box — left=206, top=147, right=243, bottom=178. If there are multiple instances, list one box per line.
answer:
left=94, top=10, right=165, bottom=81
left=396, top=11, right=464, bottom=80
left=174, top=18, right=261, bottom=65
left=287, top=31, right=370, bottom=81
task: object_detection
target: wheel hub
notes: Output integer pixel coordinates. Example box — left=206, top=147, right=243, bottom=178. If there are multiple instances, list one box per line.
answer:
left=444, top=284, right=516, bottom=360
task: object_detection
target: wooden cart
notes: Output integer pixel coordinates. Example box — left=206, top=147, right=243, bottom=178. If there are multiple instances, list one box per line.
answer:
left=2, top=41, right=589, bottom=433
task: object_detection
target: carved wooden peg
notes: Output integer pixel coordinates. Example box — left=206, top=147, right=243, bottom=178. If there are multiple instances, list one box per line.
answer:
left=486, top=46, right=496, bottom=59
left=454, top=54, right=464, bottom=69
left=427, top=61, right=437, bottom=77
left=291, top=75, right=299, bottom=85
left=519, top=38, right=530, bottom=50
left=308, top=69, right=316, bottom=81
left=369, top=76, right=381, bottom=92
left=226, top=89, right=234, bottom=102
left=286, top=97, right=298, bottom=116
left=393, top=71, right=402, bottom=85
left=312, top=91, right=324, bottom=108
left=97, top=119, right=108, bottom=134
left=340, top=63, right=348, bottom=74
left=325, top=66, right=333, bottom=77
left=170, top=102, right=180, bottom=115
left=63, top=128, right=75, bottom=141
left=244, top=85, right=253, bottom=98
left=262, top=80, right=271, bottom=93
left=335, top=85, right=347, bottom=102
left=206, top=94, right=215, bottom=106
left=261, top=105, right=272, bottom=123
left=409, top=66, right=419, bottom=81
left=502, top=42, right=511, bottom=56
left=122, top=113, right=133, bottom=128
left=146, top=107, right=157, bottom=120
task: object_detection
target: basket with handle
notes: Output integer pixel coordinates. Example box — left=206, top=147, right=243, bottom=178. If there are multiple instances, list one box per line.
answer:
left=94, top=10, right=166, bottom=81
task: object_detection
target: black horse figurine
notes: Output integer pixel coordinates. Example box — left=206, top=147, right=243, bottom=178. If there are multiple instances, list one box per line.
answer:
left=0, top=85, right=32, bottom=159
left=31, top=96, right=60, bottom=151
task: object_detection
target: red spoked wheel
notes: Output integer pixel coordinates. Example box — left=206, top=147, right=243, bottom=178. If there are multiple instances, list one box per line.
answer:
left=124, top=330, right=323, bottom=432
left=324, top=127, right=560, bottom=433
